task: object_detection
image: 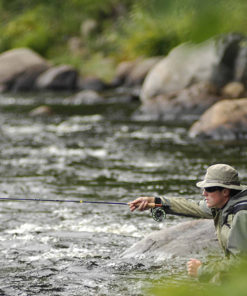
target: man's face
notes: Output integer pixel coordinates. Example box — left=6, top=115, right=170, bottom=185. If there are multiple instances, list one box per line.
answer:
left=203, top=187, right=230, bottom=209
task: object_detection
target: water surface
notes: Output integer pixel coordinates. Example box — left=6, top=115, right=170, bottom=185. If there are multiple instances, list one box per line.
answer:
left=0, top=91, right=246, bottom=295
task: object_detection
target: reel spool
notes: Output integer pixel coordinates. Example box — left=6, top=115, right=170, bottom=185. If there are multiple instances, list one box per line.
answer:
left=152, top=207, right=166, bottom=222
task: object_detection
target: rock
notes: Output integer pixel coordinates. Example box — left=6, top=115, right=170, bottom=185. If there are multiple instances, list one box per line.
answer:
left=12, top=64, right=48, bottom=92
left=125, top=57, right=161, bottom=86
left=139, top=82, right=220, bottom=120
left=29, top=105, right=53, bottom=116
left=77, top=76, right=108, bottom=91
left=36, top=65, right=78, bottom=90
left=189, top=98, right=247, bottom=139
left=80, top=19, right=98, bottom=38
left=0, top=48, right=49, bottom=91
left=141, top=40, right=218, bottom=103
left=211, top=33, right=244, bottom=87
left=121, top=220, right=219, bottom=260
left=232, top=37, right=247, bottom=84
left=221, top=82, right=245, bottom=98
left=69, top=90, right=104, bottom=104
left=111, top=60, right=139, bottom=87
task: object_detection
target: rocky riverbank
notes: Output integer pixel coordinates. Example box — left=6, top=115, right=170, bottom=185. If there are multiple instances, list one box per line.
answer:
left=1, top=33, right=247, bottom=140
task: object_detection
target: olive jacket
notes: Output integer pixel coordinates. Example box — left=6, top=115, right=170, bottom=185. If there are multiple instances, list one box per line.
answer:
left=157, top=190, right=247, bottom=282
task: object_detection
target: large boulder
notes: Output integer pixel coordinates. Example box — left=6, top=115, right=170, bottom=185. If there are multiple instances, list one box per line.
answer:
left=189, top=98, right=247, bottom=139
left=36, top=65, right=78, bottom=90
left=141, top=40, right=219, bottom=103
left=121, top=220, right=219, bottom=260
left=0, top=48, right=49, bottom=91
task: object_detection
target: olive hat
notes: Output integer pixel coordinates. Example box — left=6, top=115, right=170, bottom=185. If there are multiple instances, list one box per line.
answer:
left=196, top=164, right=244, bottom=190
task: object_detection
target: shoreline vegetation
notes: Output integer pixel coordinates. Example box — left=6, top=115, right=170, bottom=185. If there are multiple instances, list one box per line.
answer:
left=1, top=0, right=247, bottom=80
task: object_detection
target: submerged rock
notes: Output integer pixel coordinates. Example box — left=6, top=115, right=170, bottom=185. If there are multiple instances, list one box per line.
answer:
left=189, top=98, right=247, bottom=139
left=69, top=90, right=104, bottom=104
left=29, top=105, right=53, bottom=116
left=121, top=220, right=219, bottom=260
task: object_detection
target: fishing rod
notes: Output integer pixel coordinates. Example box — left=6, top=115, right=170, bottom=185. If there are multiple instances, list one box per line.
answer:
left=0, top=197, right=128, bottom=206
left=0, top=197, right=165, bottom=220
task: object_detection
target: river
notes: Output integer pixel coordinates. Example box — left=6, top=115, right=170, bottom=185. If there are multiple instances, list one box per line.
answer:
left=0, top=90, right=246, bottom=295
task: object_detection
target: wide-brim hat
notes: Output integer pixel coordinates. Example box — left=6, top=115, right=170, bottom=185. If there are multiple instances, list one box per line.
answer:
left=196, top=164, right=244, bottom=190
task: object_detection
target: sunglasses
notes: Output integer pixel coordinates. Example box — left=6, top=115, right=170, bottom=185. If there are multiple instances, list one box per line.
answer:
left=204, top=186, right=223, bottom=193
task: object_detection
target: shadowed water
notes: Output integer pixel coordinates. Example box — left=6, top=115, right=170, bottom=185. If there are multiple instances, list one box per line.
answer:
left=0, top=91, right=246, bottom=295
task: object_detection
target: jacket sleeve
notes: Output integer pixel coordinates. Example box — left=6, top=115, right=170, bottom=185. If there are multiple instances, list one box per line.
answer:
left=159, top=196, right=213, bottom=219
left=227, top=210, right=247, bottom=255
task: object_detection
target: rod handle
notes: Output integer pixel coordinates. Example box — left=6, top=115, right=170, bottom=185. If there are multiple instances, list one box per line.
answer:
left=148, top=203, right=162, bottom=208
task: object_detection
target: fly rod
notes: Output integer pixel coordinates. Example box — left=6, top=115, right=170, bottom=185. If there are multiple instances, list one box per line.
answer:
left=0, top=197, right=162, bottom=207
left=0, top=197, right=128, bottom=205
left=0, top=197, right=165, bottom=220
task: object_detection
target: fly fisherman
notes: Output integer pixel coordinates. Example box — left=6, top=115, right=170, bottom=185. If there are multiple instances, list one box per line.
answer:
left=129, top=164, right=247, bottom=282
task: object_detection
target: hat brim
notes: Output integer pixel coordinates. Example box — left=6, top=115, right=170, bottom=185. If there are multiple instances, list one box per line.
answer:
left=196, top=180, right=244, bottom=190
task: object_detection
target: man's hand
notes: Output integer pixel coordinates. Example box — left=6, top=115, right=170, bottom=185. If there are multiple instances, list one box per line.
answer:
left=187, top=258, right=202, bottom=277
left=128, top=196, right=155, bottom=212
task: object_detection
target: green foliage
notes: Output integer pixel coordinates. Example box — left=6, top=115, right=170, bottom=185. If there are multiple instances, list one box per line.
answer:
left=1, top=0, right=247, bottom=77
left=148, top=259, right=247, bottom=296
left=0, top=7, right=52, bottom=54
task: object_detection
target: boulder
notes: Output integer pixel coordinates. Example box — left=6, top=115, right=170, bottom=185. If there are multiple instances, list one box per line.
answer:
left=77, top=76, right=108, bottom=91
left=121, top=220, right=219, bottom=260
left=233, top=37, right=247, bottom=84
left=189, top=98, right=247, bottom=139
left=36, top=65, right=78, bottom=90
left=138, top=82, right=220, bottom=120
left=12, top=64, right=49, bottom=92
left=211, top=33, right=244, bottom=87
left=111, top=60, right=139, bottom=87
left=141, top=40, right=218, bottom=103
left=0, top=48, right=49, bottom=91
left=221, top=81, right=246, bottom=98
left=125, top=57, right=161, bottom=86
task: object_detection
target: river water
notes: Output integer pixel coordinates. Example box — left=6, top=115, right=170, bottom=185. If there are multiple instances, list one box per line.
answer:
left=0, top=90, right=246, bottom=296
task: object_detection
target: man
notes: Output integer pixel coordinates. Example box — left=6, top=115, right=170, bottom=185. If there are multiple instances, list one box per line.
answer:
left=129, top=164, right=247, bottom=282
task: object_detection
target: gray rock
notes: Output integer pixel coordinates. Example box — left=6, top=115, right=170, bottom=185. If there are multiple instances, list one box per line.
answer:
left=111, top=60, right=139, bottom=86
left=36, top=65, right=78, bottom=90
left=0, top=48, right=49, bottom=90
left=211, top=33, right=244, bottom=87
left=189, top=98, right=247, bottom=139
left=121, top=219, right=219, bottom=260
left=141, top=40, right=218, bottom=103
left=125, top=57, right=161, bottom=86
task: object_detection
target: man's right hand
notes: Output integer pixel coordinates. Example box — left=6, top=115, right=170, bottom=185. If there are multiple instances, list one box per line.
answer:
left=128, top=196, right=155, bottom=212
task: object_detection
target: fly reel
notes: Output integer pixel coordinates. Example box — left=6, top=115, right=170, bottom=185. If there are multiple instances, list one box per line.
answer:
left=152, top=207, right=166, bottom=222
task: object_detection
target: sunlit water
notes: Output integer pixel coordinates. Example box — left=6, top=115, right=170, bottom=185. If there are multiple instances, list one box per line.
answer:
left=0, top=91, right=246, bottom=295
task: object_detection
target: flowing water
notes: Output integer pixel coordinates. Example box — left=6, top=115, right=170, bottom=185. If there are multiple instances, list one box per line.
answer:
left=0, top=90, right=246, bottom=296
